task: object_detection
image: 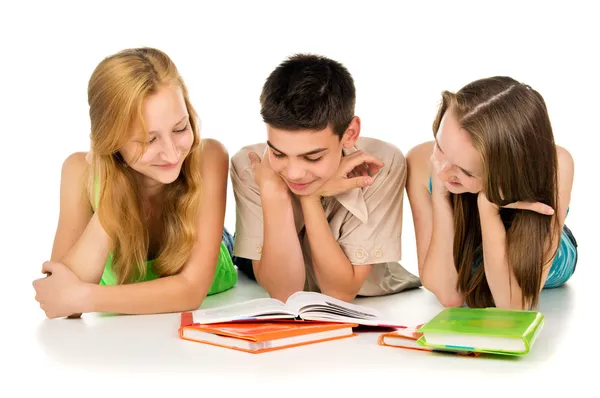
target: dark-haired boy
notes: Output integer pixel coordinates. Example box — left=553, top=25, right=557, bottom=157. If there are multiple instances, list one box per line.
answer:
left=230, top=54, right=420, bottom=302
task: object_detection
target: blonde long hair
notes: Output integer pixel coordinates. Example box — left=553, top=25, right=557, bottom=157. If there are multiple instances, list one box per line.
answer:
left=87, top=47, right=202, bottom=284
left=432, top=76, right=560, bottom=309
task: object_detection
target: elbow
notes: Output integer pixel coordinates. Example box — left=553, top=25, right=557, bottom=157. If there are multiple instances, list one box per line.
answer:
left=180, top=279, right=211, bottom=311
left=182, top=293, right=205, bottom=312
left=420, top=272, right=463, bottom=308
left=320, top=287, right=359, bottom=303
left=437, top=292, right=464, bottom=308
left=268, top=285, right=304, bottom=302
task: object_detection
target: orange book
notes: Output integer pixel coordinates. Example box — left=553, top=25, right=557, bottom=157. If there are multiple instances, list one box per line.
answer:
left=179, top=314, right=357, bottom=354
left=378, top=326, right=480, bottom=357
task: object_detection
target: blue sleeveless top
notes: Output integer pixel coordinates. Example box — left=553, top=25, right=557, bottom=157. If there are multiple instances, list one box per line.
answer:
left=427, top=177, right=577, bottom=288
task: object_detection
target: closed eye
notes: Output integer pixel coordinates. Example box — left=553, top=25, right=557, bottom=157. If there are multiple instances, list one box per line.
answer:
left=174, top=123, right=188, bottom=133
left=305, top=156, right=323, bottom=163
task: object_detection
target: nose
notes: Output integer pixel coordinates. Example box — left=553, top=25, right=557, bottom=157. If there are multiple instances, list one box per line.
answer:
left=285, top=160, right=307, bottom=181
left=160, top=136, right=179, bottom=164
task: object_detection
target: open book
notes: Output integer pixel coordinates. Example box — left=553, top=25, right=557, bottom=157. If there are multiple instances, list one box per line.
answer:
left=191, top=291, right=406, bottom=328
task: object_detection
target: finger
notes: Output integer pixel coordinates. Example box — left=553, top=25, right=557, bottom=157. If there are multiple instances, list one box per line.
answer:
left=41, top=261, right=56, bottom=274
left=348, top=165, right=367, bottom=178
left=503, top=201, right=554, bottom=215
left=368, top=165, right=381, bottom=176
left=342, top=152, right=384, bottom=175
left=344, top=176, right=374, bottom=190
left=248, top=152, right=261, bottom=167
left=359, top=164, right=369, bottom=177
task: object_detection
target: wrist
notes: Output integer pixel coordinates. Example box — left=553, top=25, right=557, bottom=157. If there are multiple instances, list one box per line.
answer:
left=477, top=193, right=499, bottom=215
left=299, top=194, right=322, bottom=207
left=260, top=180, right=290, bottom=201
left=81, top=283, right=96, bottom=313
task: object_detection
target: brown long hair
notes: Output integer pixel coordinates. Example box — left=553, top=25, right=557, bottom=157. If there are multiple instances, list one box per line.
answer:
left=432, top=76, right=560, bottom=309
left=87, top=47, right=203, bottom=284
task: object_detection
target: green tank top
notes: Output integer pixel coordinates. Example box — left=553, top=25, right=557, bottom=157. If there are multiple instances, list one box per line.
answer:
left=94, top=177, right=237, bottom=295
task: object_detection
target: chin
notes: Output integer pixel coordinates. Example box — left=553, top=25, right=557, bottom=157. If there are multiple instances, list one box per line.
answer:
left=287, top=181, right=321, bottom=196
left=445, top=182, right=468, bottom=195
left=153, top=169, right=183, bottom=185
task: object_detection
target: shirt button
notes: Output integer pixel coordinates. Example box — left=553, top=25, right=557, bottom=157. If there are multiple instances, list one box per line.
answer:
left=256, top=245, right=262, bottom=254
left=356, top=250, right=365, bottom=259
left=375, top=249, right=382, bottom=258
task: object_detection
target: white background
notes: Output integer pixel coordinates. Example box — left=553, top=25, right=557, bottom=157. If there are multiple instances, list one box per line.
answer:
left=1, top=0, right=598, bottom=396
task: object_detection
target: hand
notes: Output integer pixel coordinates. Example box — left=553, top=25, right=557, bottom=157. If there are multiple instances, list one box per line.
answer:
left=346, top=157, right=383, bottom=179
left=311, top=150, right=384, bottom=198
left=33, top=261, right=91, bottom=319
left=429, top=151, right=449, bottom=197
left=249, top=151, right=290, bottom=198
left=478, top=192, right=555, bottom=215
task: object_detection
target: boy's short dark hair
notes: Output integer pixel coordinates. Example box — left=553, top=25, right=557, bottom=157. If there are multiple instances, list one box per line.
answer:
left=260, top=53, right=356, bottom=139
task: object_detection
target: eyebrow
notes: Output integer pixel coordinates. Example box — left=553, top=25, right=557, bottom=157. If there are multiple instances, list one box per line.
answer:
left=148, top=115, right=188, bottom=135
left=434, top=137, right=476, bottom=176
left=267, top=141, right=328, bottom=157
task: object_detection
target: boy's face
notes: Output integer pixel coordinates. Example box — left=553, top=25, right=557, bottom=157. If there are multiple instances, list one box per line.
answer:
left=266, top=119, right=359, bottom=196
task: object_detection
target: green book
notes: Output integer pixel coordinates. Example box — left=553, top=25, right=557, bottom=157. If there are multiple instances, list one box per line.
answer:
left=416, top=307, right=545, bottom=356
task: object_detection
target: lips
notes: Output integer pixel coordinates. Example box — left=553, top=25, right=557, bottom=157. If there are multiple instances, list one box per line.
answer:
left=288, top=181, right=312, bottom=191
left=156, top=162, right=178, bottom=169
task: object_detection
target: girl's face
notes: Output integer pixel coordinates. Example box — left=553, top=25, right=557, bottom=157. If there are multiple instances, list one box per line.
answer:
left=433, top=110, right=484, bottom=194
left=119, top=85, right=194, bottom=190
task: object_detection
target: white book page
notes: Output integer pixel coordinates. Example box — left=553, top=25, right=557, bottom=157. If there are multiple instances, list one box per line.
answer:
left=284, top=291, right=383, bottom=321
left=424, top=333, right=526, bottom=352
left=192, top=298, right=296, bottom=324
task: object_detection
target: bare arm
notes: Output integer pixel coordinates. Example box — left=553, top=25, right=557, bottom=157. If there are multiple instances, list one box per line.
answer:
left=300, top=196, right=372, bottom=302
left=252, top=188, right=306, bottom=301
left=478, top=146, right=574, bottom=309
left=50, top=152, right=111, bottom=283
left=406, top=142, right=462, bottom=306
left=229, top=148, right=305, bottom=301
left=84, top=139, right=233, bottom=314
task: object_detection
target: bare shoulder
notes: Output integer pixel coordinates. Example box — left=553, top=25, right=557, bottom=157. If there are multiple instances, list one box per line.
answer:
left=200, top=138, right=229, bottom=160
left=406, top=141, right=435, bottom=189
left=406, top=141, right=435, bottom=165
left=555, top=145, right=575, bottom=216
left=60, top=151, right=94, bottom=207
left=556, top=145, right=575, bottom=177
left=199, top=138, right=229, bottom=171
left=62, top=151, right=89, bottom=172
left=61, top=152, right=91, bottom=192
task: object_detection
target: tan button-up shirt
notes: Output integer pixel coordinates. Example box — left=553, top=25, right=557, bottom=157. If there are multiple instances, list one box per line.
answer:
left=230, top=136, right=421, bottom=296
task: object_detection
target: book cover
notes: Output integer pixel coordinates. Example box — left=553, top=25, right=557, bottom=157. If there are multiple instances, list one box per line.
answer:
left=416, top=307, right=545, bottom=356
left=179, top=315, right=357, bottom=354
left=378, top=326, right=480, bottom=357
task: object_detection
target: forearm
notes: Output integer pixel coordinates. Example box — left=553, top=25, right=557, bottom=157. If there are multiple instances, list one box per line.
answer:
left=478, top=203, right=523, bottom=309
left=301, top=197, right=358, bottom=301
left=84, top=273, right=206, bottom=314
left=423, top=194, right=461, bottom=304
left=256, top=192, right=305, bottom=301
left=62, top=214, right=112, bottom=284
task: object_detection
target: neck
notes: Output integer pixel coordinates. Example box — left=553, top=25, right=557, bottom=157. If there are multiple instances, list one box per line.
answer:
left=136, top=173, right=164, bottom=199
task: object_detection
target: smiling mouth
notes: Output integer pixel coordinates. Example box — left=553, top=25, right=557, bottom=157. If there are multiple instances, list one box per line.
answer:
left=287, top=181, right=312, bottom=190
left=156, top=163, right=178, bottom=169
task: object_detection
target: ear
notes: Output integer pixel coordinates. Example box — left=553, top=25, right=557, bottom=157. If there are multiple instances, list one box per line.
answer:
left=341, top=116, right=361, bottom=148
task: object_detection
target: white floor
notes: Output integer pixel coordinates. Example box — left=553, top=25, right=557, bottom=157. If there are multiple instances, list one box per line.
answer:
left=11, top=267, right=592, bottom=397
left=3, top=2, right=598, bottom=397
